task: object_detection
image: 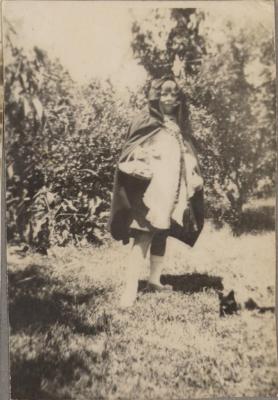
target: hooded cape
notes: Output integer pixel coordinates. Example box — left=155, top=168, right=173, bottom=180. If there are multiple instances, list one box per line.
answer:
left=108, top=76, right=204, bottom=246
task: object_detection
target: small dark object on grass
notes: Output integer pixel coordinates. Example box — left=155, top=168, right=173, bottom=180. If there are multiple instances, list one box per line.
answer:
left=258, top=306, right=275, bottom=313
left=218, top=290, right=239, bottom=317
left=245, top=298, right=275, bottom=314
left=245, top=298, right=259, bottom=310
left=218, top=292, right=275, bottom=317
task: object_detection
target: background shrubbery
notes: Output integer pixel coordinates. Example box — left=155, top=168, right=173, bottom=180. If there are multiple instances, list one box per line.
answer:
left=4, top=8, right=276, bottom=252
left=5, top=26, right=131, bottom=249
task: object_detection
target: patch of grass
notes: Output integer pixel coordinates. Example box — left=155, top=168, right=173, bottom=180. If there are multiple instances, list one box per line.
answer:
left=9, top=262, right=110, bottom=336
left=8, top=250, right=114, bottom=400
left=8, top=223, right=278, bottom=399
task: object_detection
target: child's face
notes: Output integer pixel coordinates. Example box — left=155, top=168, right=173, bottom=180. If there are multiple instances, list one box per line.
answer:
left=159, top=80, right=178, bottom=116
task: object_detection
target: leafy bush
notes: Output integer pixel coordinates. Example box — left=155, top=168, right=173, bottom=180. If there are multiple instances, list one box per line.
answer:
left=5, top=26, right=130, bottom=250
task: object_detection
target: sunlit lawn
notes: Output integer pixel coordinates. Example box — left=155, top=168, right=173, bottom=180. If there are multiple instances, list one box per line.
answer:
left=8, top=217, right=278, bottom=400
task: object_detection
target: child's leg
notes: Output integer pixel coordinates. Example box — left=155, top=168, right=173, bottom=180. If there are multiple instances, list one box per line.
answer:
left=149, top=230, right=168, bottom=286
left=120, top=231, right=153, bottom=307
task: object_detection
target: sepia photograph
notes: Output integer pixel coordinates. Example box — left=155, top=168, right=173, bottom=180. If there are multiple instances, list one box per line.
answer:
left=2, top=1, right=277, bottom=399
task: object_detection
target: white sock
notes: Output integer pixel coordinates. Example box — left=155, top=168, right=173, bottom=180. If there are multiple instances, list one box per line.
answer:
left=149, top=254, right=164, bottom=286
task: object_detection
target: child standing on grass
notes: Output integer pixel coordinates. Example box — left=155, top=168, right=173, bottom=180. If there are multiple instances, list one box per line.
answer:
left=109, top=75, right=204, bottom=307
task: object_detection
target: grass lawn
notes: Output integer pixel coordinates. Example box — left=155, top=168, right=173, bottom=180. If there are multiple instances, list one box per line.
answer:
left=8, top=222, right=278, bottom=399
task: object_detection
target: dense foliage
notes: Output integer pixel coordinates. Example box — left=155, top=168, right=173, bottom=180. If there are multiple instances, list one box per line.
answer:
left=4, top=8, right=276, bottom=251
left=5, top=25, right=129, bottom=251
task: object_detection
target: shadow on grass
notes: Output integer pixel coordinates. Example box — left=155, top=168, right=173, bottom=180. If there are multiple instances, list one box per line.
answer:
left=11, top=354, right=91, bottom=400
left=9, top=263, right=109, bottom=335
left=138, top=273, right=223, bottom=293
left=9, top=262, right=111, bottom=400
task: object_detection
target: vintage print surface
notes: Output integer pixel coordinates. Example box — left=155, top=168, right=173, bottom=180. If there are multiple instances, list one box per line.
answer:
left=3, top=1, right=277, bottom=399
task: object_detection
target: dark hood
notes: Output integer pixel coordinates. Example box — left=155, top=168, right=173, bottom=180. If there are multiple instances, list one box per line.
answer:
left=147, top=74, right=191, bottom=139
left=121, top=75, right=193, bottom=160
